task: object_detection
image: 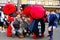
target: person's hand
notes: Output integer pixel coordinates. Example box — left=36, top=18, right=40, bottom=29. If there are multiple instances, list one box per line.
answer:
left=4, top=22, right=6, bottom=24
left=24, top=29, right=27, bottom=32
left=12, top=27, right=15, bottom=31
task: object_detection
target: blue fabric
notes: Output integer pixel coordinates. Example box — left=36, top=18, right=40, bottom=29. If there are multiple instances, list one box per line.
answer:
left=30, top=20, right=35, bottom=32
left=13, top=23, right=20, bottom=29
left=16, top=30, right=22, bottom=34
left=53, top=23, right=58, bottom=28
left=55, top=14, right=59, bottom=19
left=48, top=22, right=58, bottom=28
left=0, top=18, right=4, bottom=22
left=48, top=14, right=57, bottom=27
left=49, top=14, right=57, bottom=23
left=23, top=21, right=28, bottom=29
left=59, top=14, right=60, bottom=20
left=47, top=15, right=50, bottom=22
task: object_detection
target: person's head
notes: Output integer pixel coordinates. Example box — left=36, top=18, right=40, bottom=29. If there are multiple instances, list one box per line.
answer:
left=22, top=16, right=25, bottom=20
left=24, top=17, right=28, bottom=22
left=17, top=14, right=21, bottom=18
left=50, top=10, right=56, bottom=14
left=46, top=10, right=50, bottom=15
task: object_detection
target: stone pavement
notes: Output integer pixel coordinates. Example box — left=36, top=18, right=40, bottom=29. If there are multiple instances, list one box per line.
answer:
left=0, top=23, right=60, bottom=40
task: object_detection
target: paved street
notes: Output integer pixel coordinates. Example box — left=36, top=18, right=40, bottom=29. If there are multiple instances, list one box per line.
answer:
left=0, top=23, right=60, bottom=40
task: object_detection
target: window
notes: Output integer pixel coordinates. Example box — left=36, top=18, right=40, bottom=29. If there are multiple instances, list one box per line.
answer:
left=8, top=0, right=18, bottom=4
left=27, top=0, right=36, bottom=4
left=48, top=0, right=53, bottom=5
left=56, top=0, right=60, bottom=5
left=38, top=0, right=45, bottom=5
left=12, top=0, right=18, bottom=4
left=0, top=0, right=8, bottom=3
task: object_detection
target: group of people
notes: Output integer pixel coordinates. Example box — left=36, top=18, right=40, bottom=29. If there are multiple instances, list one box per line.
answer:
left=0, top=11, right=30, bottom=38
left=0, top=10, right=60, bottom=40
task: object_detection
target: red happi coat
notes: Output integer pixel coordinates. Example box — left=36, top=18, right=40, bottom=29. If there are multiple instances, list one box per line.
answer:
left=7, top=16, right=14, bottom=37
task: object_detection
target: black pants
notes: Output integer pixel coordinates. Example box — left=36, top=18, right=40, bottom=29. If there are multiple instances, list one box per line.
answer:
left=33, top=18, right=45, bottom=37
left=33, top=20, right=39, bottom=36
left=40, top=19, right=45, bottom=34
left=0, top=22, right=3, bottom=27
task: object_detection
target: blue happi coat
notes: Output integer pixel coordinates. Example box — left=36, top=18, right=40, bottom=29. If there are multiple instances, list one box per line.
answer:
left=48, top=14, right=57, bottom=27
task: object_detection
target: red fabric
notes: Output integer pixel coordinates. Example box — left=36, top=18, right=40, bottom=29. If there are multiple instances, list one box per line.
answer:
left=30, top=5, right=45, bottom=19
left=29, top=16, right=33, bottom=24
left=41, top=34, right=45, bottom=37
left=3, top=3, right=16, bottom=15
left=7, top=24, right=12, bottom=37
left=7, top=16, right=14, bottom=22
left=33, top=33, right=38, bottom=39
left=43, top=18, right=47, bottom=22
left=16, top=11, right=19, bottom=15
left=18, top=26, right=20, bottom=29
left=22, top=6, right=32, bottom=16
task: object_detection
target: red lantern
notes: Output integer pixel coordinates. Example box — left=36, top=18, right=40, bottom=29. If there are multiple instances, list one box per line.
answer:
left=3, top=3, right=16, bottom=15
left=22, top=6, right=32, bottom=16
left=30, top=5, right=45, bottom=19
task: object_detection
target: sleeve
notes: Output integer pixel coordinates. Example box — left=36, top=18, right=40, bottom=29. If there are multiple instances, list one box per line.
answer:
left=11, top=21, right=15, bottom=31
left=1, top=11, right=5, bottom=19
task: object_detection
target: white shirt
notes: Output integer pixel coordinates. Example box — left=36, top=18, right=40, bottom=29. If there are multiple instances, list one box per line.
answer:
left=0, top=11, right=4, bottom=19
